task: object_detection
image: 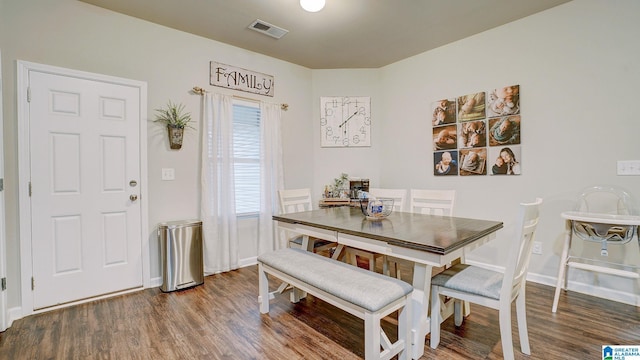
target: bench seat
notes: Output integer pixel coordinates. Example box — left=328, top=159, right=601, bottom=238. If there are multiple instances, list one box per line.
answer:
left=258, top=247, right=413, bottom=360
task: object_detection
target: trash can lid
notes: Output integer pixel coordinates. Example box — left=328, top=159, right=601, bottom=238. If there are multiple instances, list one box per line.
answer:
left=158, top=219, right=202, bottom=228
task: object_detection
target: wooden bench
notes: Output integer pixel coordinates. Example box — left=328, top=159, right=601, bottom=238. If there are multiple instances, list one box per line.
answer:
left=258, top=247, right=413, bottom=360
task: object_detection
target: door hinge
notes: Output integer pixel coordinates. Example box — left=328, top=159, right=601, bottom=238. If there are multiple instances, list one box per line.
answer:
left=31, top=277, right=35, bottom=291
left=1, top=278, right=6, bottom=291
left=27, top=87, right=31, bottom=102
left=0, top=178, right=3, bottom=192
left=29, top=181, right=32, bottom=197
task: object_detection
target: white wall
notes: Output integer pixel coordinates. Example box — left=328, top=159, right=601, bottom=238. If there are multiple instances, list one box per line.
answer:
left=311, top=0, right=640, bottom=305
left=2, top=0, right=640, bottom=314
left=0, top=0, right=313, bottom=310
left=310, top=69, right=383, bottom=203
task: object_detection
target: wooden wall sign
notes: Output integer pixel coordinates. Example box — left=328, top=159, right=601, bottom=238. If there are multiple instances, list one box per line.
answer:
left=209, top=61, right=274, bottom=97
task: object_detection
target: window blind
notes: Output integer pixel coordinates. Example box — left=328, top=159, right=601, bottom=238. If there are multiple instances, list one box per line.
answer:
left=233, top=101, right=261, bottom=215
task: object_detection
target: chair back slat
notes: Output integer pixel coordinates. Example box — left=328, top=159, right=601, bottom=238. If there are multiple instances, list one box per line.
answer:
left=278, top=188, right=313, bottom=214
left=368, top=188, right=407, bottom=212
left=502, top=198, right=542, bottom=302
left=410, top=189, right=456, bottom=216
left=277, top=188, right=314, bottom=248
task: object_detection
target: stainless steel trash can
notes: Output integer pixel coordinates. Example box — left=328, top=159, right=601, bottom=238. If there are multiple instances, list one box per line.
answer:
left=158, top=220, right=204, bottom=292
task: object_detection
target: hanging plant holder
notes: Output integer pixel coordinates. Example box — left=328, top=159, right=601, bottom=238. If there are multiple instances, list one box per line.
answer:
left=168, top=125, right=184, bottom=149
left=154, top=100, right=194, bottom=151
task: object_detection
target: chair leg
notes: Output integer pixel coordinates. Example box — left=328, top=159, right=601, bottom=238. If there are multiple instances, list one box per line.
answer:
left=515, top=292, right=531, bottom=355
left=498, top=301, right=515, bottom=360
left=430, top=286, right=441, bottom=349
left=454, top=299, right=464, bottom=326
left=552, top=223, right=572, bottom=312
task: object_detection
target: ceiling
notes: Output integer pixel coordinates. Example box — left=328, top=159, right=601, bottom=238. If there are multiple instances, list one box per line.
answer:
left=79, top=0, right=571, bottom=69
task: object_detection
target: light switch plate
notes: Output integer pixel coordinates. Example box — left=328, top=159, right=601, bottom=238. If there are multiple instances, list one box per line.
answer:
left=161, top=168, right=175, bottom=181
left=617, top=160, right=640, bottom=176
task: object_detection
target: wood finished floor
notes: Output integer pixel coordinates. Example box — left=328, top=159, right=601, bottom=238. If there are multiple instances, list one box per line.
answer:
left=1, top=264, right=639, bottom=359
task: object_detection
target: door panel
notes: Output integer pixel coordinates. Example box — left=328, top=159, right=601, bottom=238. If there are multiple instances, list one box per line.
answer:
left=29, top=71, right=142, bottom=309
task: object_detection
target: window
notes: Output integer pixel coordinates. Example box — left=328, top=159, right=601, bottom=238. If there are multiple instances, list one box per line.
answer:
left=233, top=100, right=261, bottom=215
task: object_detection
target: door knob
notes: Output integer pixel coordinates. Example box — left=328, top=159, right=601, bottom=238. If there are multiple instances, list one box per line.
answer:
left=130, top=194, right=138, bottom=201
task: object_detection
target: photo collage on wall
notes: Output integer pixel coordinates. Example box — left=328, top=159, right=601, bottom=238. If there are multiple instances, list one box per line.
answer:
left=432, top=85, right=521, bottom=176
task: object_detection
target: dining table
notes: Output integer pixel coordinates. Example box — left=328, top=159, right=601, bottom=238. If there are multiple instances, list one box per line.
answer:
left=273, top=206, right=503, bottom=359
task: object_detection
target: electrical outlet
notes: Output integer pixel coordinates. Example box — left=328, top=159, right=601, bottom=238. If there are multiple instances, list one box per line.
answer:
left=532, top=241, right=542, bottom=255
left=617, top=160, right=640, bottom=175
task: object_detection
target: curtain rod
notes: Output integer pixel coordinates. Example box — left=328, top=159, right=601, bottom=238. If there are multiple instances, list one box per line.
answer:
left=192, top=86, right=288, bottom=111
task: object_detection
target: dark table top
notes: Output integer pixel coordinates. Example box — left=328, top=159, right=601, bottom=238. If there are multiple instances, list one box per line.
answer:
left=273, top=207, right=503, bottom=255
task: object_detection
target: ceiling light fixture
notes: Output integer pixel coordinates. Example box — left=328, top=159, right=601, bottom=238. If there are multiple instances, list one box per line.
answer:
left=300, top=0, right=325, bottom=12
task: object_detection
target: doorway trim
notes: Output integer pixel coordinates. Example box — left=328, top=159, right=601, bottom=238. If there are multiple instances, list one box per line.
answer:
left=17, top=60, right=150, bottom=316
left=0, top=50, right=8, bottom=331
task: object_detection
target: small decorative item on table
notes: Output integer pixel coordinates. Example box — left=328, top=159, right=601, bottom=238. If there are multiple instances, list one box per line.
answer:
left=360, top=198, right=394, bottom=220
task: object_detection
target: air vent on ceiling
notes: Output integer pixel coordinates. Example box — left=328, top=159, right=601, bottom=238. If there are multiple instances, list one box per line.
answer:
left=248, top=19, right=289, bottom=39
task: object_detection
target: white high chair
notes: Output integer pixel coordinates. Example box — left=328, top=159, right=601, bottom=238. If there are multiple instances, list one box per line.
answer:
left=552, top=185, right=640, bottom=312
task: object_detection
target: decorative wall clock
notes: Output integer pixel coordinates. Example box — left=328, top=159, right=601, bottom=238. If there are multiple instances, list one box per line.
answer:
left=320, top=96, right=371, bottom=147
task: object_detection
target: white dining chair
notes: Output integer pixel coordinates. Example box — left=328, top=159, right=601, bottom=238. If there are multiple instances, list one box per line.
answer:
left=409, top=189, right=456, bottom=215
left=385, top=189, right=457, bottom=280
left=429, top=198, right=542, bottom=360
left=278, top=188, right=336, bottom=254
left=368, top=188, right=407, bottom=212
left=345, top=188, right=407, bottom=272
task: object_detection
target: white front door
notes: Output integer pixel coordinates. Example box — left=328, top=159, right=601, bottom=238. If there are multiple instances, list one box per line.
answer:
left=26, top=67, right=145, bottom=310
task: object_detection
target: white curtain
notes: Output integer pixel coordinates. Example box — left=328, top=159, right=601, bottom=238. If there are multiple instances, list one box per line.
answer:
left=201, top=93, right=238, bottom=274
left=258, top=102, right=284, bottom=254
left=201, top=93, right=284, bottom=274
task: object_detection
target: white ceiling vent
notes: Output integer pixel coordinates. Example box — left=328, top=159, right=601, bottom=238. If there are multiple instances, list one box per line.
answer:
left=248, top=19, right=289, bottom=39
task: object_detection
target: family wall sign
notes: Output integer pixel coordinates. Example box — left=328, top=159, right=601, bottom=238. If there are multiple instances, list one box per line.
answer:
left=210, top=61, right=274, bottom=97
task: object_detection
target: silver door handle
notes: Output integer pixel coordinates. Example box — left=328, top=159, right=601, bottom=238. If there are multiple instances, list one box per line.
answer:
left=130, top=194, right=138, bottom=201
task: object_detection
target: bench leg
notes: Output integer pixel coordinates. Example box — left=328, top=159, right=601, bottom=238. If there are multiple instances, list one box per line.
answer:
left=364, top=300, right=410, bottom=360
left=364, top=312, right=382, bottom=360
left=398, top=296, right=410, bottom=360
left=258, top=263, right=270, bottom=314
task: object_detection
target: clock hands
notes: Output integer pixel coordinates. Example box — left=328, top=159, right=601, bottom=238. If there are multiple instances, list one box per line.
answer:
left=339, top=111, right=359, bottom=129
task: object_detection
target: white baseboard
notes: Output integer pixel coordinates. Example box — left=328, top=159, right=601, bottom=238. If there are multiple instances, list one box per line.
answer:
left=150, top=276, right=163, bottom=288
left=7, top=306, right=21, bottom=328
left=239, top=256, right=257, bottom=268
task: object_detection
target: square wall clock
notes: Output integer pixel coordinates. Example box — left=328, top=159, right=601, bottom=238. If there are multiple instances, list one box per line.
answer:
left=320, top=96, right=371, bottom=147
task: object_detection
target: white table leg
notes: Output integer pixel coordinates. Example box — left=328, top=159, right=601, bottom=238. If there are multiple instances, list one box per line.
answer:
left=301, top=234, right=312, bottom=252
left=552, top=219, right=572, bottom=313
left=410, top=262, right=432, bottom=360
